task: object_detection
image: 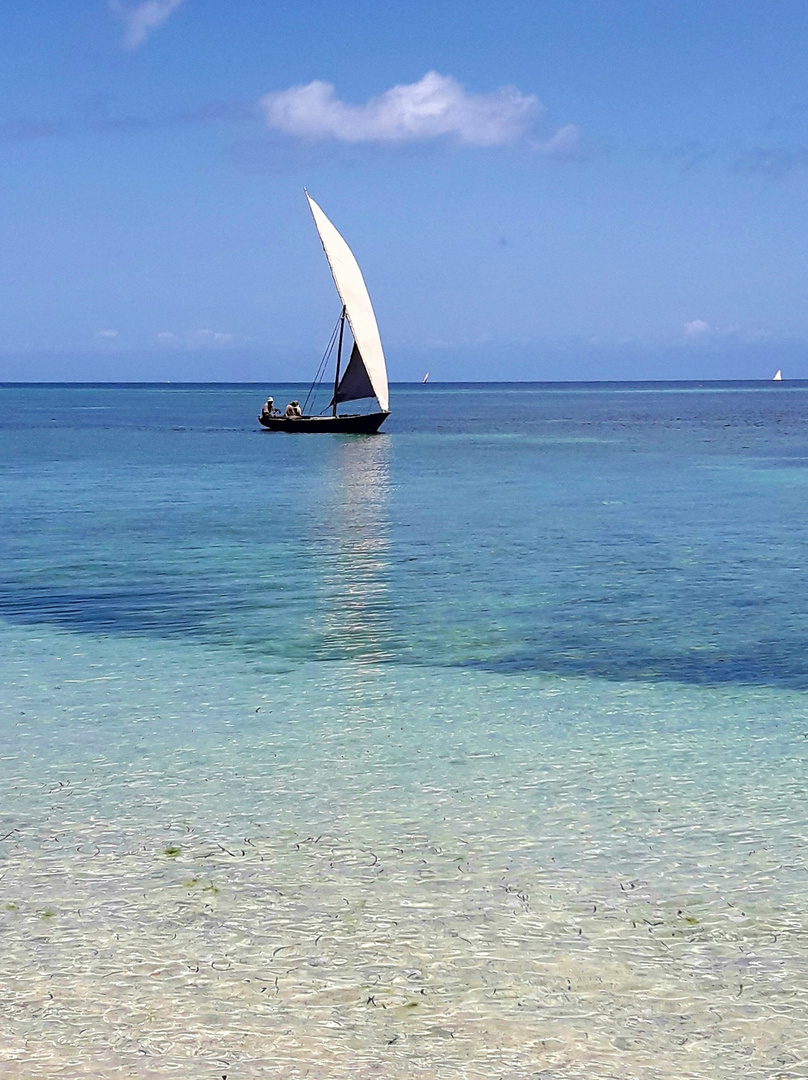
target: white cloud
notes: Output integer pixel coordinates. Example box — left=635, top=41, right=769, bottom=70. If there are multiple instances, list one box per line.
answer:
left=683, top=319, right=745, bottom=340
left=259, top=71, right=559, bottom=148
left=95, top=329, right=119, bottom=340
left=110, top=0, right=186, bottom=50
left=187, top=329, right=237, bottom=348
left=156, top=329, right=241, bottom=349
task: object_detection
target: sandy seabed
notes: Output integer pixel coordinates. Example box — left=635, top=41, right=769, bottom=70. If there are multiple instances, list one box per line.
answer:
left=2, top=627, right=808, bottom=1079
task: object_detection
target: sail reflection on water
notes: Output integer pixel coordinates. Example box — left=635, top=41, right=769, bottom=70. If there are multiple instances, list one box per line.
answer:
left=315, top=437, right=394, bottom=663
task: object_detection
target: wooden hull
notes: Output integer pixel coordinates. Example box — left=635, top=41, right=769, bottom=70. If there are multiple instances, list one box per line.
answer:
left=258, top=411, right=389, bottom=434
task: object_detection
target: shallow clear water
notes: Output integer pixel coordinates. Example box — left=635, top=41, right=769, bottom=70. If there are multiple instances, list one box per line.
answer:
left=1, top=382, right=808, bottom=1077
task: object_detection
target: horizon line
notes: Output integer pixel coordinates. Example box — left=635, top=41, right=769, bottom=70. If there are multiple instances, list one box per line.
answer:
left=2, top=378, right=806, bottom=388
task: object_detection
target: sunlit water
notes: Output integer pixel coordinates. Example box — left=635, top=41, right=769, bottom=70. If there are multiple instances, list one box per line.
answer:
left=1, top=382, right=808, bottom=1078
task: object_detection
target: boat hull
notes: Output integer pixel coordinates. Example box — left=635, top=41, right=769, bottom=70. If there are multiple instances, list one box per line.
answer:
left=258, top=411, right=389, bottom=434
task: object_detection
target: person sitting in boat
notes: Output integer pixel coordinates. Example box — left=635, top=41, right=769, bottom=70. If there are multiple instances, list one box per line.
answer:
left=285, top=400, right=302, bottom=418
left=261, top=396, right=276, bottom=418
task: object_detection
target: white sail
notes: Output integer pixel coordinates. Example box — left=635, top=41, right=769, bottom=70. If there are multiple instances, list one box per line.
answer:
left=773, top=369, right=783, bottom=381
left=306, top=193, right=389, bottom=413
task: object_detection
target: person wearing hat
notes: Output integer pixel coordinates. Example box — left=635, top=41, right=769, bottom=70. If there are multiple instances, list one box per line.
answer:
left=261, top=396, right=276, bottom=418
left=285, top=400, right=302, bottom=418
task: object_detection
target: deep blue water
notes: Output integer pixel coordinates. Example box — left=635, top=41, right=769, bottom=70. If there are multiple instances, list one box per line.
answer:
left=2, top=381, right=808, bottom=687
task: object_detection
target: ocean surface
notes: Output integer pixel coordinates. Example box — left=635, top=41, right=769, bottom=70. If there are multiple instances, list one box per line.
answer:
left=1, top=381, right=807, bottom=1078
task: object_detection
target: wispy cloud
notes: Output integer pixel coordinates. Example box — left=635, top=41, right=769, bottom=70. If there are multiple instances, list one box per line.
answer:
left=671, top=134, right=808, bottom=179
left=0, top=120, right=61, bottom=144
left=670, top=140, right=718, bottom=172
left=156, top=329, right=244, bottom=349
left=0, top=97, right=252, bottom=154
left=734, top=144, right=808, bottom=177
left=109, top=0, right=187, bottom=50
left=683, top=319, right=745, bottom=340
left=533, top=124, right=579, bottom=157
left=260, top=71, right=575, bottom=151
left=684, top=319, right=711, bottom=337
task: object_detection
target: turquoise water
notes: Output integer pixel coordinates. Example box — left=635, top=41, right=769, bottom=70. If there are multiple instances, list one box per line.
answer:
left=1, top=382, right=808, bottom=1078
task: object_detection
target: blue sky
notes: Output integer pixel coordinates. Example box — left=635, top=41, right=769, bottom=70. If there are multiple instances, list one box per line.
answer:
left=1, top=0, right=807, bottom=381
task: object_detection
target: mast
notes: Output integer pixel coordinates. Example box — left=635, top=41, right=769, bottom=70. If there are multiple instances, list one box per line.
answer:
left=332, top=306, right=346, bottom=417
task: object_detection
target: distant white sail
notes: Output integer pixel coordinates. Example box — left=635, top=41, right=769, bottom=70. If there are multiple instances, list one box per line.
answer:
left=773, top=369, right=783, bottom=381
left=423, top=372, right=429, bottom=383
left=306, top=193, right=389, bottom=414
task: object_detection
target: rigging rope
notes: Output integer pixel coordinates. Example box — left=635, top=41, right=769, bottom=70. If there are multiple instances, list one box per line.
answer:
left=302, top=313, right=342, bottom=415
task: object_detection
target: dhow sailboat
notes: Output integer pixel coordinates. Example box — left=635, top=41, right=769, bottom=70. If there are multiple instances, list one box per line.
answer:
left=259, top=192, right=390, bottom=433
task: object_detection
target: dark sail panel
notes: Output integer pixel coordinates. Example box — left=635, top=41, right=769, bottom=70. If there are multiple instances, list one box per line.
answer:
left=332, top=342, right=376, bottom=404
